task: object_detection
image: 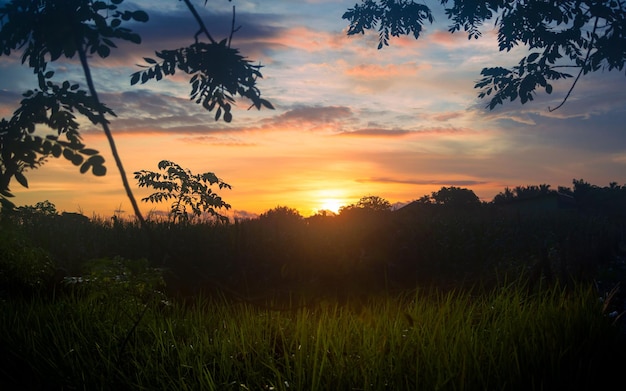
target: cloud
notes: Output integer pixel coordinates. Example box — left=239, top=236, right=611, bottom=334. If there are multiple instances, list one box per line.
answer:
left=345, top=62, right=430, bottom=79
left=338, top=128, right=412, bottom=137
left=431, top=111, right=465, bottom=122
left=276, top=105, right=352, bottom=123
left=177, top=135, right=257, bottom=146
left=358, top=177, right=489, bottom=187
left=252, top=105, right=355, bottom=133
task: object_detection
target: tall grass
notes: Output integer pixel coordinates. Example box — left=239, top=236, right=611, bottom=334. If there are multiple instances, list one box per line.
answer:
left=1, top=282, right=622, bottom=390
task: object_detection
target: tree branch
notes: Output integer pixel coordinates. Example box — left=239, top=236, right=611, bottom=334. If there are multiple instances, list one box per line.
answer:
left=549, top=16, right=599, bottom=112
left=228, top=5, right=241, bottom=48
left=182, top=0, right=216, bottom=44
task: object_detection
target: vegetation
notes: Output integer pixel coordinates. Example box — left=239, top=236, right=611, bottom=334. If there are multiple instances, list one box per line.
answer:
left=1, top=282, right=621, bottom=390
left=343, top=0, right=626, bottom=110
left=1, top=1, right=625, bottom=387
left=1, top=180, right=626, bottom=388
left=135, top=160, right=232, bottom=224
left=0, top=0, right=272, bottom=220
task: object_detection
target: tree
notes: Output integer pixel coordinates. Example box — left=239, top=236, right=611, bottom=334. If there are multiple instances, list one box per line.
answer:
left=0, top=0, right=272, bottom=219
left=134, top=160, right=231, bottom=223
left=340, top=195, right=392, bottom=213
left=343, top=0, right=626, bottom=111
left=430, top=186, right=480, bottom=206
left=492, top=184, right=555, bottom=204
left=356, top=195, right=392, bottom=211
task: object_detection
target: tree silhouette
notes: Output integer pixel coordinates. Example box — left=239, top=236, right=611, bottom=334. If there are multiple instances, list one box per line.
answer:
left=492, top=184, right=555, bottom=204
left=343, top=0, right=626, bottom=110
left=134, top=160, right=231, bottom=223
left=430, top=186, right=480, bottom=206
left=0, top=0, right=272, bottom=219
left=340, top=195, right=392, bottom=213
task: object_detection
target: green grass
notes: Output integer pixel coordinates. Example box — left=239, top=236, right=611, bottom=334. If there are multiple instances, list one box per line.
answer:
left=1, top=282, right=623, bottom=390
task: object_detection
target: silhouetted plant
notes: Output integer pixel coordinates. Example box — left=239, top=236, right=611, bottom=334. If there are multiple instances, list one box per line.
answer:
left=339, top=195, right=392, bottom=213
left=430, top=186, right=481, bottom=207
left=134, top=160, right=231, bottom=223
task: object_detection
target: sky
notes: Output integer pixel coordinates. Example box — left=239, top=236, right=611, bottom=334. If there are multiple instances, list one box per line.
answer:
left=2, top=0, right=626, bottom=219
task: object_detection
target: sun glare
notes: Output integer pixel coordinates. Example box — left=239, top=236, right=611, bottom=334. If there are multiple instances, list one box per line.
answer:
left=319, top=198, right=344, bottom=214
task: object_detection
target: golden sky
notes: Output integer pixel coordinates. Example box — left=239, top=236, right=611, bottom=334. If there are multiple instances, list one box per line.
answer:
left=2, top=0, right=626, bottom=219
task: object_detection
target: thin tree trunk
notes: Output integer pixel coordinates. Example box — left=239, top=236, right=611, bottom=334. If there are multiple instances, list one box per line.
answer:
left=75, top=42, right=145, bottom=226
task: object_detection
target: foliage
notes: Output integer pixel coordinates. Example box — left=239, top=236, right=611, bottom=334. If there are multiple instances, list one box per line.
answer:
left=430, top=186, right=481, bottom=206
left=0, top=72, right=111, bottom=208
left=493, top=184, right=554, bottom=204
left=15, top=199, right=58, bottom=217
left=131, top=39, right=274, bottom=123
left=0, top=0, right=147, bottom=210
left=4, top=179, right=624, bottom=299
left=135, top=160, right=232, bottom=223
left=343, top=0, right=626, bottom=110
left=79, top=256, right=165, bottom=303
left=342, top=0, right=434, bottom=49
left=0, top=224, right=56, bottom=295
left=258, top=205, right=304, bottom=223
left=0, top=0, right=272, bottom=219
left=339, top=195, right=392, bottom=213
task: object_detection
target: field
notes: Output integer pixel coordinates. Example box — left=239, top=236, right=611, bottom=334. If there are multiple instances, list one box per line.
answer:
left=1, top=201, right=626, bottom=390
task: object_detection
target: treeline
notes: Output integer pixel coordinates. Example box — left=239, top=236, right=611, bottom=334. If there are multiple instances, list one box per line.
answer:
left=1, top=179, right=624, bottom=302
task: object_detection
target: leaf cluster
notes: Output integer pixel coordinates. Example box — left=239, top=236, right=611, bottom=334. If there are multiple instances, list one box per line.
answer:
left=134, top=160, right=231, bottom=223
left=343, top=0, right=626, bottom=109
left=0, top=75, right=110, bottom=207
left=474, top=1, right=626, bottom=109
left=343, top=0, right=433, bottom=49
left=131, top=38, right=273, bottom=122
left=0, top=0, right=147, bottom=75
left=0, top=0, right=149, bottom=209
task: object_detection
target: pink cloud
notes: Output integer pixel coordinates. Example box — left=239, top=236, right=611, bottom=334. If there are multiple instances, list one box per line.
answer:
left=345, top=62, right=429, bottom=79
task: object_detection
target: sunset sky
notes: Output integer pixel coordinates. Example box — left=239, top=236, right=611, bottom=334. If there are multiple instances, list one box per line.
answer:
left=2, top=0, right=626, bottom=219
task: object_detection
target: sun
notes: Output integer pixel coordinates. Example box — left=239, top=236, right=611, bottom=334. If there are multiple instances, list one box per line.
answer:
left=319, top=198, right=344, bottom=214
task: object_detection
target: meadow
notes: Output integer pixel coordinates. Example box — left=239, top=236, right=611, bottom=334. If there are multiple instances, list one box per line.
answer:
left=1, top=196, right=626, bottom=390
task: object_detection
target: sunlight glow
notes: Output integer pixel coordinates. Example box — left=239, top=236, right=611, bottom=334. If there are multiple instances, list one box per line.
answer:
left=318, top=198, right=344, bottom=214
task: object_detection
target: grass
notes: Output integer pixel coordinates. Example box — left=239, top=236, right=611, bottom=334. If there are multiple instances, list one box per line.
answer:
left=1, top=281, right=623, bottom=390
left=1, top=204, right=625, bottom=389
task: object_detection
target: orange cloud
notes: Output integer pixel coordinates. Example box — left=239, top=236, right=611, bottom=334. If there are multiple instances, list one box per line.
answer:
left=345, top=62, right=430, bottom=79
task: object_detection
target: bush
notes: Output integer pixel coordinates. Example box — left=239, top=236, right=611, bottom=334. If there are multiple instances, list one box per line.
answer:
left=0, top=224, right=56, bottom=296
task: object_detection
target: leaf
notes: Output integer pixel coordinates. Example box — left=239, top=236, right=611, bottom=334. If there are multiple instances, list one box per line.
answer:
left=87, top=155, right=105, bottom=166
left=92, top=165, right=107, bottom=176
left=127, top=33, right=141, bottom=44
left=51, top=144, right=62, bottom=157
left=63, top=149, right=74, bottom=161
left=130, top=72, right=141, bottom=85
left=144, top=57, right=157, bottom=64
left=260, top=99, right=275, bottom=110
left=97, top=45, right=111, bottom=58
left=132, top=10, right=149, bottom=23
left=71, top=154, right=84, bottom=166
left=527, top=52, right=540, bottom=63
left=80, top=162, right=91, bottom=174
left=14, top=172, right=28, bottom=188
left=80, top=148, right=99, bottom=156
